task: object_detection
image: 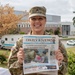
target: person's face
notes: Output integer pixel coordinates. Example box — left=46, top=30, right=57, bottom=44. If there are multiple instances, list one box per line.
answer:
left=29, top=16, right=46, bottom=33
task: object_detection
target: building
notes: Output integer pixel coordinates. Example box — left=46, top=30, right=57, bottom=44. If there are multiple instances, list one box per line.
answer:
left=61, top=22, right=75, bottom=36
left=15, top=10, right=62, bottom=34
left=15, top=10, right=75, bottom=36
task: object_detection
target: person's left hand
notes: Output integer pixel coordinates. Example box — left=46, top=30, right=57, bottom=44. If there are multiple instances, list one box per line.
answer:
left=55, top=49, right=64, bottom=66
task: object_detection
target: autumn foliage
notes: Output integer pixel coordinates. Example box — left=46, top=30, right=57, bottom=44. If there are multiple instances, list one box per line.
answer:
left=0, top=4, right=22, bottom=36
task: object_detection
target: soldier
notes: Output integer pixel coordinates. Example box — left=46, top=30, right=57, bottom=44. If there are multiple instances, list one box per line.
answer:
left=8, top=6, right=68, bottom=75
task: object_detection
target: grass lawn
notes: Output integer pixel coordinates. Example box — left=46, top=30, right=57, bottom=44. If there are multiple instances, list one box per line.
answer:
left=0, top=49, right=10, bottom=54
left=66, top=46, right=75, bottom=54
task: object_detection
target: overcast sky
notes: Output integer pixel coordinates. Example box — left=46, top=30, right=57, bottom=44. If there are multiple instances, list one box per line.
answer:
left=1, top=0, right=75, bottom=22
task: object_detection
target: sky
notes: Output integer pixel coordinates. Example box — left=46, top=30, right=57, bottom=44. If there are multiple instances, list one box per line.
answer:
left=0, top=0, right=75, bottom=22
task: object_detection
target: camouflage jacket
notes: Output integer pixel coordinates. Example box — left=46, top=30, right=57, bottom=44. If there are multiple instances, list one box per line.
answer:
left=8, top=32, right=68, bottom=75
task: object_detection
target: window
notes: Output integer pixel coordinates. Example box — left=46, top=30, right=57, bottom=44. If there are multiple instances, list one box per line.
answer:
left=5, top=38, right=8, bottom=41
left=18, top=25, right=20, bottom=28
left=11, top=38, right=14, bottom=41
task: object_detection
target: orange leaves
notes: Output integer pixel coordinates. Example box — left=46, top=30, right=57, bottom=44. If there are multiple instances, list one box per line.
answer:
left=2, top=14, right=20, bottom=24
left=0, top=4, right=22, bottom=36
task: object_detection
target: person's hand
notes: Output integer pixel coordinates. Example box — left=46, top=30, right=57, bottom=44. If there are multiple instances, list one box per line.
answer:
left=17, top=48, right=24, bottom=64
left=55, top=49, right=64, bottom=66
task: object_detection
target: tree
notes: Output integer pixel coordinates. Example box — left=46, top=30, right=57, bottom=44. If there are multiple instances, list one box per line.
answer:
left=49, top=29, right=53, bottom=34
left=72, top=17, right=75, bottom=26
left=54, top=27, right=60, bottom=35
left=0, top=4, right=23, bottom=37
left=45, top=29, right=53, bottom=35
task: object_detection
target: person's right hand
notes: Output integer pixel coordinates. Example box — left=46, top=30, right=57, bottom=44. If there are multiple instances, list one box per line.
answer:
left=17, top=48, right=24, bottom=64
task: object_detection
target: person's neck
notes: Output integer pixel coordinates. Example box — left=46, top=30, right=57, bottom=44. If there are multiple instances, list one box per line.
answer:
left=32, top=31, right=45, bottom=35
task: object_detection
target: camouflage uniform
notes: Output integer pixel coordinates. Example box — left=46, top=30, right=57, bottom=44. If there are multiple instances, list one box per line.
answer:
left=8, top=31, right=68, bottom=75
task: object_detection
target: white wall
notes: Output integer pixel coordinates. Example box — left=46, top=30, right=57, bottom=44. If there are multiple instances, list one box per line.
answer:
left=61, top=22, right=75, bottom=36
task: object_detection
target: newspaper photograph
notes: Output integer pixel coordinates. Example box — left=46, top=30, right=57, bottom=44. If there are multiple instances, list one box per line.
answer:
left=23, top=35, right=59, bottom=75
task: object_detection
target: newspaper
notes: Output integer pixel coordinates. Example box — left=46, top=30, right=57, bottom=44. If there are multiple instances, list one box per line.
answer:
left=23, top=35, right=59, bottom=75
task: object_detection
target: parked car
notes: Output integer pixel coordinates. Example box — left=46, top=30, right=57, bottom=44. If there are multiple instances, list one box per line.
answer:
left=66, top=40, right=75, bottom=46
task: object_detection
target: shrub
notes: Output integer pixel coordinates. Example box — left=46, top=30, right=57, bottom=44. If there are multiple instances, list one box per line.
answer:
left=0, top=54, right=7, bottom=64
left=68, top=51, right=75, bottom=75
left=19, top=32, right=25, bottom=34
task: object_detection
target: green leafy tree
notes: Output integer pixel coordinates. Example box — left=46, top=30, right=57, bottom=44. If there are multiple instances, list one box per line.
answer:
left=54, top=27, right=60, bottom=35
left=46, top=29, right=53, bottom=35
left=73, top=17, right=75, bottom=26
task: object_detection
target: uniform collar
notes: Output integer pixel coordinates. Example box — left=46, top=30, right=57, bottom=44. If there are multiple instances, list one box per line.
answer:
left=28, top=31, right=47, bottom=35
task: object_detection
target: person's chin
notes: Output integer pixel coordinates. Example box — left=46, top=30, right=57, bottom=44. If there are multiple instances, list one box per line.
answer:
left=34, top=29, right=41, bottom=32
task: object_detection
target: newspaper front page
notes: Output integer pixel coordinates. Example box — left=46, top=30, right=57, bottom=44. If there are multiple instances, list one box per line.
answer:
left=23, top=35, right=59, bottom=75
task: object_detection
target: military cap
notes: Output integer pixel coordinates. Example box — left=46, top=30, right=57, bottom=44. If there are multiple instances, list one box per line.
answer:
left=29, top=6, right=46, bottom=18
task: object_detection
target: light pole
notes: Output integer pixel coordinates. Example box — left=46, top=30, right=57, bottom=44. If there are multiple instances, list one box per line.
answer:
left=73, top=11, right=75, bottom=26
left=73, top=11, right=75, bottom=13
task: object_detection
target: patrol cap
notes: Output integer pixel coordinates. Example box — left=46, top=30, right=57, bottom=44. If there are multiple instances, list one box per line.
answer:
left=29, top=6, right=46, bottom=18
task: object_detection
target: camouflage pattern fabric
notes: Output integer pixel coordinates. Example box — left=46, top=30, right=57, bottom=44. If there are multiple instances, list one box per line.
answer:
left=29, top=6, right=46, bottom=18
left=8, top=32, right=68, bottom=75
